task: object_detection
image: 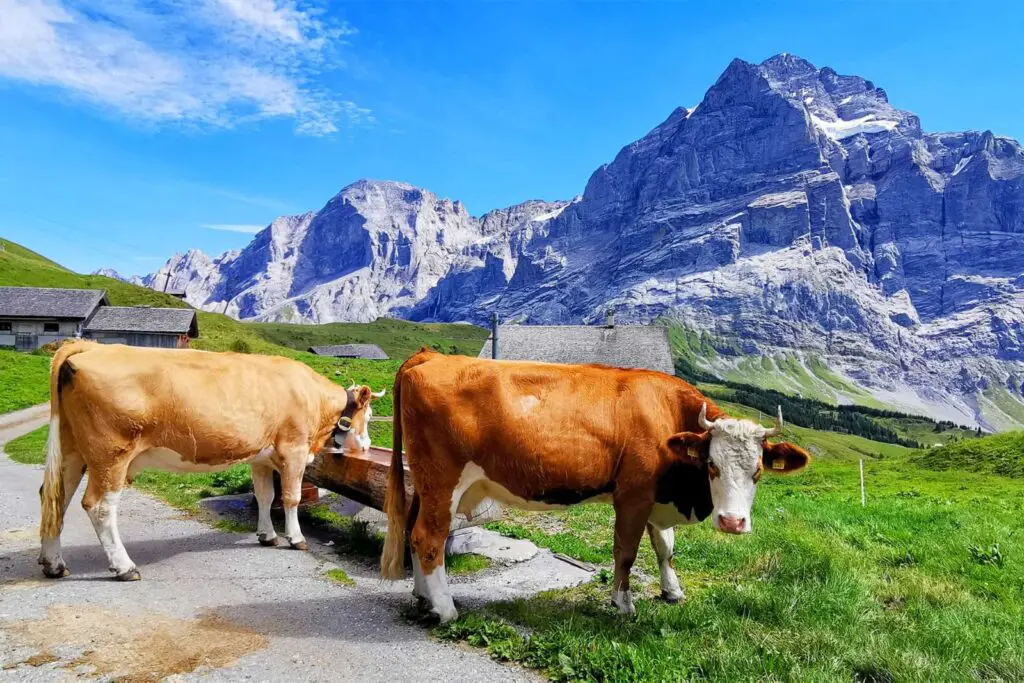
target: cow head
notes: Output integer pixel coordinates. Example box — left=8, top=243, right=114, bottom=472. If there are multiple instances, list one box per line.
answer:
left=666, top=403, right=809, bottom=534
left=336, top=383, right=387, bottom=453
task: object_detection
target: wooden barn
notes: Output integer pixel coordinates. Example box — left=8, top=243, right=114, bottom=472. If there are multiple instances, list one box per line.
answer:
left=0, top=287, right=109, bottom=351
left=478, top=318, right=675, bottom=374
left=0, top=286, right=199, bottom=351
left=83, top=306, right=198, bottom=348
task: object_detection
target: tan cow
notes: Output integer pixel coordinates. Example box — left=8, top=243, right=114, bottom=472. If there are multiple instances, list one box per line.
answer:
left=39, top=340, right=384, bottom=580
left=381, top=349, right=810, bottom=622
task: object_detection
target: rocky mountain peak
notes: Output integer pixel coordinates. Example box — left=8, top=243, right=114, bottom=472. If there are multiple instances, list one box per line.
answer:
left=136, top=54, right=1024, bottom=429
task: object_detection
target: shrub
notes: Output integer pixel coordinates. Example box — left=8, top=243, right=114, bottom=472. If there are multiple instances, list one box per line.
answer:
left=229, top=338, right=252, bottom=354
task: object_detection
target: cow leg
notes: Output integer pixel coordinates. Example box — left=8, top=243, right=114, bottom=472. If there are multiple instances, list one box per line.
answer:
left=38, top=451, right=86, bottom=578
left=611, top=498, right=653, bottom=616
left=82, top=467, right=139, bottom=581
left=647, top=524, right=683, bottom=603
left=276, top=454, right=308, bottom=551
left=410, top=490, right=457, bottom=623
left=251, top=464, right=279, bottom=547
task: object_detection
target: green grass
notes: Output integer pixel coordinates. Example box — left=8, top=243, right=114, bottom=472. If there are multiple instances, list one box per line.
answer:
left=914, top=430, right=1024, bottom=479
left=0, top=349, right=50, bottom=413
left=250, top=318, right=488, bottom=359
left=4, top=424, right=48, bottom=464
left=447, top=553, right=492, bottom=576
left=325, top=568, right=356, bottom=586
left=452, top=421, right=1024, bottom=681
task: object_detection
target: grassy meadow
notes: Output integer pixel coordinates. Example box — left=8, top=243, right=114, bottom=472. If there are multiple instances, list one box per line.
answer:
left=4, top=236, right=1024, bottom=680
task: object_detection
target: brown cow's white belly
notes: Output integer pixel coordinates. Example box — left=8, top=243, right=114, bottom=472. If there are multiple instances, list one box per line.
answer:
left=127, top=447, right=275, bottom=479
left=451, top=463, right=613, bottom=518
left=647, top=502, right=700, bottom=530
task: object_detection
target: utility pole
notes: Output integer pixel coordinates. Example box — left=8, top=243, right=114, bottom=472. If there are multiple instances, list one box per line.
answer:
left=162, top=272, right=170, bottom=292
left=490, top=312, right=499, bottom=360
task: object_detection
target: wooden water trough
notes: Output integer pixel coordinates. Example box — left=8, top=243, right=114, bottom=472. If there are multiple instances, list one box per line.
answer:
left=275, top=417, right=503, bottom=532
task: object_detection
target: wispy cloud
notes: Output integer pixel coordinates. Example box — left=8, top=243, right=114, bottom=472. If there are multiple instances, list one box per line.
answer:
left=202, top=223, right=265, bottom=233
left=0, top=0, right=372, bottom=135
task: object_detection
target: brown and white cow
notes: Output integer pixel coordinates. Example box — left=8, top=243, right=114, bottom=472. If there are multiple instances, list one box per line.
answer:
left=39, top=340, right=384, bottom=580
left=380, top=349, right=810, bottom=622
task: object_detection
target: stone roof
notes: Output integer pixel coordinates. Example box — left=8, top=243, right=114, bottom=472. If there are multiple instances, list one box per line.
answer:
left=83, top=306, right=199, bottom=337
left=0, top=287, right=109, bottom=320
left=308, top=343, right=390, bottom=360
left=479, top=324, right=675, bottom=374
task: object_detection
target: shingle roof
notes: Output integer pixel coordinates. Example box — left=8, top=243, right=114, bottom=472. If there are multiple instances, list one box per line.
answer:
left=479, top=324, right=675, bottom=374
left=0, top=287, right=108, bottom=320
left=83, top=306, right=198, bottom=337
left=308, top=344, right=390, bottom=360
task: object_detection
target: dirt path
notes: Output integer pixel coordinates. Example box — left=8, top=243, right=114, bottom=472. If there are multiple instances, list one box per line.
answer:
left=0, top=408, right=549, bottom=682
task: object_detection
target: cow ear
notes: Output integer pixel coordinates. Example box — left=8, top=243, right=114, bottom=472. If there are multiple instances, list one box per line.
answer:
left=762, top=441, right=811, bottom=474
left=356, top=386, right=372, bottom=407
left=665, top=431, right=711, bottom=466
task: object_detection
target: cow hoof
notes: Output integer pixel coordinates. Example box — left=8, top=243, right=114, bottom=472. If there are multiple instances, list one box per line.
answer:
left=289, top=540, right=308, bottom=551
left=114, top=568, right=141, bottom=582
left=42, top=564, right=70, bottom=579
left=258, top=535, right=279, bottom=547
left=660, top=590, right=684, bottom=604
left=434, top=607, right=459, bottom=624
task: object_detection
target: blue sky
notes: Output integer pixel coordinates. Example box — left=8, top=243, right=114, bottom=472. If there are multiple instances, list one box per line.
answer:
left=1, top=1, right=1022, bottom=276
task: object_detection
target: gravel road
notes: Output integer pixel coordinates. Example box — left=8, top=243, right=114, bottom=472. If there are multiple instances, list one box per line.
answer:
left=0, top=405, right=554, bottom=682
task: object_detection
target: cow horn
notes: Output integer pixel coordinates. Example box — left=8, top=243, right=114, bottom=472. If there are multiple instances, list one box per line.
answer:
left=697, top=402, right=716, bottom=431
left=763, top=405, right=783, bottom=437
left=347, top=379, right=357, bottom=391
left=370, top=388, right=386, bottom=398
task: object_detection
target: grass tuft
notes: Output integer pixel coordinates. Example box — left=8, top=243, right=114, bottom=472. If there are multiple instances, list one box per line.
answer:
left=325, top=568, right=356, bottom=586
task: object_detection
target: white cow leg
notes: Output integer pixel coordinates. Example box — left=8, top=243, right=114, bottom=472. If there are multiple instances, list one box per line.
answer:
left=411, top=551, right=427, bottom=601
left=421, top=561, right=457, bottom=623
left=85, top=490, right=139, bottom=580
left=251, top=465, right=278, bottom=546
left=647, top=523, right=683, bottom=603
left=283, top=503, right=306, bottom=550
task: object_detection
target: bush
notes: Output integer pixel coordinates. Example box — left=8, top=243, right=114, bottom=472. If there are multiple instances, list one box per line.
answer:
left=229, top=338, right=252, bottom=354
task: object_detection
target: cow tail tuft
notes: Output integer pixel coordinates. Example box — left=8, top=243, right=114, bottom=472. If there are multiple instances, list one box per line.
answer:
left=380, top=368, right=407, bottom=580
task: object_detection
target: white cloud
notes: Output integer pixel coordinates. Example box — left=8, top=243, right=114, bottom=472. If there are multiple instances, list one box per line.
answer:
left=202, top=223, right=265, bottom=233
left=0, top=0, right=369, bottom=134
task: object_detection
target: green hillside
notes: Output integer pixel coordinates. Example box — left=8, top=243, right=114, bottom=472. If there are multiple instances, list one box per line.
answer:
left=0, top=236, right=488, bottom=415
left=914, top=429, right=1024, bottom=479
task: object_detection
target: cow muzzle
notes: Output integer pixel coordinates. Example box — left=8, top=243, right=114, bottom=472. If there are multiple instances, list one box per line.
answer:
left=716, top=514, right=748, bottom=535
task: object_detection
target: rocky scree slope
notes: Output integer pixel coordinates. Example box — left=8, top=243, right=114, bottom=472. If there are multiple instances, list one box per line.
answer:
left=145, top=54, right=1024, bottom=429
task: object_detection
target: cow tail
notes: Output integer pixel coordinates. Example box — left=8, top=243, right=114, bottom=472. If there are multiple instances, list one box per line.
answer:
left=40, top=341, right=90, bottom=539
left=380, top=368, right=407, bottom=580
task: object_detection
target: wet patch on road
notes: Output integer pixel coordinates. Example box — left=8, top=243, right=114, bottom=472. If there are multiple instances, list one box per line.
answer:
left=1, top=603, right=268, bottom=680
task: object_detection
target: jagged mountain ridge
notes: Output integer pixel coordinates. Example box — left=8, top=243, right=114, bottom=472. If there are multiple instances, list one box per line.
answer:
left=144, top=54, right=1024, bottom=429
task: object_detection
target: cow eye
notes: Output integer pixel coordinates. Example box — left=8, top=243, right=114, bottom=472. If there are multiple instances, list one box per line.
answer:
left=708, top=463, right=720, bottom=479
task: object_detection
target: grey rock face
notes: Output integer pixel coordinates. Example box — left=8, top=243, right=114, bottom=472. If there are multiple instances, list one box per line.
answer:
left=142, top=54, right=1024, bottom=428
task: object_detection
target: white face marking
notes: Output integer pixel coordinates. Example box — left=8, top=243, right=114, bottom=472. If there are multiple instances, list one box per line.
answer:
left=705, top=419, right=767, bottom=534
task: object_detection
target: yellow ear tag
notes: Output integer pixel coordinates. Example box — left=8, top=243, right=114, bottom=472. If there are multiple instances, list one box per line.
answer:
left=687, top=447, right=699, bottom=459
left=772, top=459, right=787, bottom=471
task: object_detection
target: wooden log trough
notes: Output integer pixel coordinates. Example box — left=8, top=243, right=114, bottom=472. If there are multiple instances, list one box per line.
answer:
left=275, top=417, right=503, bottom=532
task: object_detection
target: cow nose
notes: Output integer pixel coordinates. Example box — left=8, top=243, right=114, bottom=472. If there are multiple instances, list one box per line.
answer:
left=718, top=515, right=746, bottom=534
